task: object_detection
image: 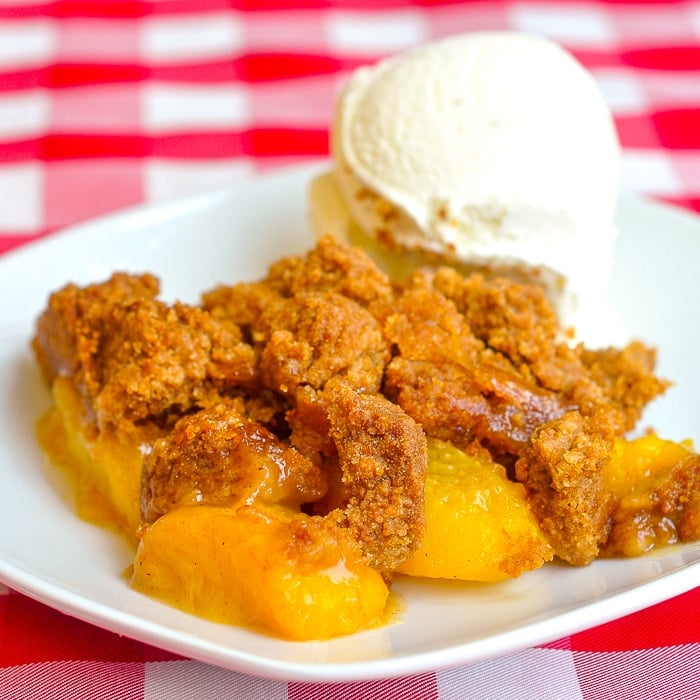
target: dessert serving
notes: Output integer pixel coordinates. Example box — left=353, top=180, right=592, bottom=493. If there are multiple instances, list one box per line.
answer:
left=32, top=235, right=699, bottom=640
left=31, top=32, right=700, bottom=643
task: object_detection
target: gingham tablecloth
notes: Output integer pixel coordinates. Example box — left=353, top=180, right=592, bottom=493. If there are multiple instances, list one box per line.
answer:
left=1, top=2, right=699, bottom=699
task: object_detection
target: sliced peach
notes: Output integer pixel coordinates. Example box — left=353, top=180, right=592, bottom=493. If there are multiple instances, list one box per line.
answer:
left=398, top=439, right=552, bottom=582
left=131, top=504, right=390, bottom=640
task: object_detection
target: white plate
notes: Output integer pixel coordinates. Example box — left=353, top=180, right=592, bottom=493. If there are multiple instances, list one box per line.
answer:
left=0, top=163, right=698, bottom=682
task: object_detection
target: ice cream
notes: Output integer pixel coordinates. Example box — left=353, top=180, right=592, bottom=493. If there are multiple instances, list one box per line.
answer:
left=310, top=31, right=623, bottom=345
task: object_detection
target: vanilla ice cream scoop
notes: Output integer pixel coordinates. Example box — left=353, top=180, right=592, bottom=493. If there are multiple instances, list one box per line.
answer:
left=310, top=31, right=623, bottom=345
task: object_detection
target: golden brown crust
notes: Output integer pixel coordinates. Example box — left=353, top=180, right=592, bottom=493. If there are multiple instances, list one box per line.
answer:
left=33, top=272, right=159, bottom=386
left=141, top=402, right=327, bottom=523
left=325, top=380, right=427, bottom=571
left=383, top=282, right=572, bottom=457
left=515, top=410, right=616, bottom=565
left=579, top=342, right=672, bottom=432
left=33, top=235, right=681, bottom=573
left=33, top=273, right=259, bottom=437
left=404, top=268, right=671, bottom=442
left=266, top=234, right=394, bottom=306
left=202, top=281, right=282, bottom=342
left=258, top=292, right=390, bottom=397
left=94, top=300, right=257, bottom=431
left=431, top=267, right=560, bottom=367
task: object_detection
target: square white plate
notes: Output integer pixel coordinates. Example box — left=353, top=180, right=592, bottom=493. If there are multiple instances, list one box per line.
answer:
left=0, top=163, right=698, bottom=682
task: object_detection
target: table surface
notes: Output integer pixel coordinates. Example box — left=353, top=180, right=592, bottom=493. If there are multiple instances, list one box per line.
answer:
left=1, top=2, right=699, bottom=698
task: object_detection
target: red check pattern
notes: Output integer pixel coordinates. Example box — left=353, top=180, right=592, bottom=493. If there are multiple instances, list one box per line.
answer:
left=1, top=2, right=699, bottom=698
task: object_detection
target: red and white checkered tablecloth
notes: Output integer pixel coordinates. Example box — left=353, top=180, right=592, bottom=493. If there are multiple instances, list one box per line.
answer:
left=1, top=2, right=699, bottom=698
